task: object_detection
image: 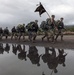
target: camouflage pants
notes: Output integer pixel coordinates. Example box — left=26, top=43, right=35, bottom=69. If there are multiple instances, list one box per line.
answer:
left=4, top=34, right=8, bottom=39
left=55, top=29, right=63, bottom=41
left=28, top=31, right=32, bottom=41
left=0, top=34, right=3, bottom=39
left=28, top=31, right=37, bottom=42
left=42, top=31, right=49, bottom=41
left=32, top=32, right=37, bottom=41
left=18, top=32, right=25, bottom=40
left=11, top=32, right=17, bottom=39
left=48, top=29, right=55, bottom=42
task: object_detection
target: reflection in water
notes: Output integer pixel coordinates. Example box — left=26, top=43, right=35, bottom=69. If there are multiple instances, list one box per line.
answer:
left=18, top=45, right=27, bottom=61
left=0, top=43, right=68, bottom=75
left=27, top=46, right=41, bottom=66
left=4, top=43, right=10, bottom=53
left=0, top=43, right=10, bottom=54
left=42, top=47, right=67, bottom=75
left=12, top=44, right=27, bottom=61
left=12, top=44, right=17, bottom=55
left=0, top=43, right=4, bottom=54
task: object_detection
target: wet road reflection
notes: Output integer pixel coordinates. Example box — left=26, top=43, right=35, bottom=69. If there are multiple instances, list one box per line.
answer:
left=0, top=43, right=73, bottom=75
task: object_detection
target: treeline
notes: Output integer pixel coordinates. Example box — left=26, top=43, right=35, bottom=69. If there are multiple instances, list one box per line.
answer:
left=65, top=25, right=74, bottom=32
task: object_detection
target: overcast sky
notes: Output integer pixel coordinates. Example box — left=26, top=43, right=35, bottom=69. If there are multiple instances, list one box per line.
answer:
left=0, top=0, right=74, bottom=29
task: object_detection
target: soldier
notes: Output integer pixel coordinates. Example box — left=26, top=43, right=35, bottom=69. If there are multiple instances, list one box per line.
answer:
left=0, top=27, right=3, bottom=39
left=47, top=15, right=56, bottom=42
left=18, top=24, right=25, bottom=40
left=17, top=24, right=22, bottom=40
left=41, top=20, right=49, bottom=41
left=55, top=17, right=64, bottom=41
left=21, top=24, right=26, bottom=41
left=4, top=27, right=9, bottom=39
left=11, top=26, right=16, bottom=40
left=26, top=22, right=33, bottom=41
left=32, top=20, right=39, bottom=43
left=16, top=24, right=26, bottom=41
left=26, top=20, right=38, bottom=42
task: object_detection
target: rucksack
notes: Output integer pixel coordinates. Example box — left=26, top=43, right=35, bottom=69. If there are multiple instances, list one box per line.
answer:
left=40, top=21, right=49, bottom=30
left=26, top=22, right=35, bottom=29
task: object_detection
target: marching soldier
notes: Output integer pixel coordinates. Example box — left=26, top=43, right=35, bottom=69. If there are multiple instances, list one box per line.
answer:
left=55, top=17, right=64, bottom=41
left=18, top=24, right=26, bottom=41
left=41, top=20, right=49, bottom=41
left=26, top=20, right=38, bottom=42
left=26, top=22, right=33, bottom=41
left=0, top=27, right=3, bottom=39
left=11, top=26, right=16, bottom=40
left=47, top=15, right=56, bottom=42
left=4, top=27, right=9, bottom=39
left=32, top=20, right=38, bottom=43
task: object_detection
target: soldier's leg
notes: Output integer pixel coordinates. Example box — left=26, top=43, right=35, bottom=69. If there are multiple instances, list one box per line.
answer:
left=61, top=30, right=63, bottom=41
left=51, top=30, right=55, bottom=42
left=28, top=31, right=32, bottom=41
left=14, top=33, right=17, bottom=40
left=42, top=31, right=48, bottom=41
left=11, top=33, right=14, bottom=39
left=11, top=33, right=12, bottom=39
left=6, top=34, right=8, bottom=39
left=18, top=32, right=21, bottom=40
left=49, top=30, right=54, bottom=42
left=16, top=33, right=19, bottom=40
left=22, top=33, right=25, bottom=40
left=47, top=31, right=51, bottom=41
left=0, top=34, right=1, bottom=39
left=28, top=32, right=30, bottom=41
left=55, top=32, right=59, bottom=41
left=32, top=32, right=37, bottom=42
left=1, top=34, right=3, bottom=39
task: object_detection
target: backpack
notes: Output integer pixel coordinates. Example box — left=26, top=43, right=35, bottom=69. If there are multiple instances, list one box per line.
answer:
left=40, top=21, right=49, bottom=30
left=46, top=18, right=53, bottom=26
left=26, top=22, right=35, bottom=29
left=12, top=27, right=16, bottom=32
left=56, top=20, right=64, bottom=29
left=0, top=28, right=3, bottom=33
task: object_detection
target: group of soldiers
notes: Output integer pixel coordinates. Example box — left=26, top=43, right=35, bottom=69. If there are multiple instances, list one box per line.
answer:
left=0, top=15, right=65, bottom=43
left=40, top=15, right=64, bottom=42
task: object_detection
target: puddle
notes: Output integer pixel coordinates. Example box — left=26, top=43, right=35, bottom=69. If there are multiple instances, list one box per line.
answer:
left=0, top=43, right=74, bottom=75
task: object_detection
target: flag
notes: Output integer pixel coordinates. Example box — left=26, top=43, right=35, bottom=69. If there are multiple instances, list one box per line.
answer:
left=34, top=2, right=46, bottom=16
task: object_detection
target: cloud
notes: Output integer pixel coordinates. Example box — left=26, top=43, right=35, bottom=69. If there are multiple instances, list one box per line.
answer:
left=0, top=0, right=74, bottom=29
left=51, top=5, right=74, bottom=15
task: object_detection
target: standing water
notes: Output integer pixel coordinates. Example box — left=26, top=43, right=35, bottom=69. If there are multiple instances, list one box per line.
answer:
left=0, top=43, right=74, bottom=75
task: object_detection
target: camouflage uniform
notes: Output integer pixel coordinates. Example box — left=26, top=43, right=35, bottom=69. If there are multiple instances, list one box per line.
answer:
left=11, top=26, right=17, bottom=40
left=26, top=22, right=33, bottom=41
left=26, top=20, right=38, bottom=42
left=32, top=20, right=38, bottom=42
left=40, top=21, right=49, bottom=41
left=0, top=27, right=3, bottom=39
left=16, top=24, right=25, bottom=40
left=55, top=18, right=64, bottom=41
left=47, top=15, right=56, bottom=42
left=18, top=24, right=26, bottom=40
left=4, top=27, right=9, bottom=39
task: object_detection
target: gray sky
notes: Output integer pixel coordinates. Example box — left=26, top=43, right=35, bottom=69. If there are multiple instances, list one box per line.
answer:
left=0, top=0, right=74, bottom=29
